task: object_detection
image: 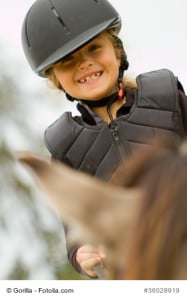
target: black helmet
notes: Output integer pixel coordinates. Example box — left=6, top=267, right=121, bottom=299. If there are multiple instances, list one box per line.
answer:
left=22, top=0, right=121, bottom=77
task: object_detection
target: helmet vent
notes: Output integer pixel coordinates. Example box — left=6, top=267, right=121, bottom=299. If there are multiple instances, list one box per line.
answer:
left=50, top=6, right=70, bottom=33
left=25, top=19, right=31, bottom=48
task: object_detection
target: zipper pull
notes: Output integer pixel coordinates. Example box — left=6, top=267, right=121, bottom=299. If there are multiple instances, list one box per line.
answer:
left=111, top=124, right=120, bottom=142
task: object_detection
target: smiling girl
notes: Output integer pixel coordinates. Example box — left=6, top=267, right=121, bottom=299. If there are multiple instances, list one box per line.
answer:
left=22, top=0, right=187, bottom=278
left=47, top=30, right=131, bottom=124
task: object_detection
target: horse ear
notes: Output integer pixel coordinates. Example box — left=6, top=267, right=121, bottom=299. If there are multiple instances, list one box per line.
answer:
left=16, top=151, right=51, bottom=173
left=16, top=151, right=139, bottom=245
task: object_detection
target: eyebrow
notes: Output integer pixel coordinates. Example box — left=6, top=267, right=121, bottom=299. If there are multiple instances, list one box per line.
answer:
left=91, top=35, right=104, bottom=42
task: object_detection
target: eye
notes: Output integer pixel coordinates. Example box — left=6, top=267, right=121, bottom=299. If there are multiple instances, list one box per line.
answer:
left=61, top=54, right=74, bottom=64
left=88, top=44, right=101, bottom=52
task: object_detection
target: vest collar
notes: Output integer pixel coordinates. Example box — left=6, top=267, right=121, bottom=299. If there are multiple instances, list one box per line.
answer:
left=77, top=88, right=135, bottom=125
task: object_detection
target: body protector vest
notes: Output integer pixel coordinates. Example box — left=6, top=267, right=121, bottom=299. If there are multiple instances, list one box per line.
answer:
left=44, top=69, right=184, bottom=180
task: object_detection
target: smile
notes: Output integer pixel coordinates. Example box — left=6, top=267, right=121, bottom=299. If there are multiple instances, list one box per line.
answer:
left=78, top=71, right=102, bottom=83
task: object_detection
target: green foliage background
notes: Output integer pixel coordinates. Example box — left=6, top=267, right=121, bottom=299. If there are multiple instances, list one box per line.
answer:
left=0, top=47, right=87, bottom=280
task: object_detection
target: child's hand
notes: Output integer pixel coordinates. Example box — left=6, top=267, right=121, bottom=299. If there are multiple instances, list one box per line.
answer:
left=76, top=244, right=106, bottom=278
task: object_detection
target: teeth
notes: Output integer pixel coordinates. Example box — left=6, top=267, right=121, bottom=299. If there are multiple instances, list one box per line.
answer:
left=79, top=72, right=101, bottom=83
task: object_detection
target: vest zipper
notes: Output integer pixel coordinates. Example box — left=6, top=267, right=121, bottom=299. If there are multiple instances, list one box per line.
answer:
left=107, top=101, right=126, bottom=161
left=110, top=122, right=126, bottom=161
left=110, top=124, right=120, bottom=143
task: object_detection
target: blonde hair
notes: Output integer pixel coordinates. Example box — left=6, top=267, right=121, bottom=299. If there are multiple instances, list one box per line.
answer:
left=123, top=77, right=137, bottom=89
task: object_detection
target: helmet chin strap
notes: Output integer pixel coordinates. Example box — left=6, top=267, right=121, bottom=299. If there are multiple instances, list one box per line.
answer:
left=65, top=66, right=126, bottom=107
left=117, top=65, right=126, bottom=101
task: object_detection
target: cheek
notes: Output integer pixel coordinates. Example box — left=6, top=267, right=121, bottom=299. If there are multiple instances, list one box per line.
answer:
left=106, top=51, right=121, bottom=71
left=114, top=51, right=121, bottom=68
left=110, top=57, right=121, bottom=78
left=54, top=69, right=73, bottom=90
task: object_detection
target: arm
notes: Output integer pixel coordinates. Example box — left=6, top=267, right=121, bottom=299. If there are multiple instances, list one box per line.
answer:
left=64, top=219, right=106, bottom=278
left=66, top=236, right=106, bottom=278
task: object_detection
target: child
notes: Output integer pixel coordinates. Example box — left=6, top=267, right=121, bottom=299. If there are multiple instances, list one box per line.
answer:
left=21, top=0, right=187, bottom=278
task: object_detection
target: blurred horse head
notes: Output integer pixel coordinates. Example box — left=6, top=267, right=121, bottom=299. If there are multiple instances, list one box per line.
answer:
left=17, top=137, right=187, bottom=279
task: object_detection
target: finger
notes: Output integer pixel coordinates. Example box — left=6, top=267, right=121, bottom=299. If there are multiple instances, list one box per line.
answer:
left=80, top=256, right=102, bottom=276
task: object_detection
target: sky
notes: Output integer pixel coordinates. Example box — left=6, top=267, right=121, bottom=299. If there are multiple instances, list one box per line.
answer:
left=1, top=0, right=187, bottom=91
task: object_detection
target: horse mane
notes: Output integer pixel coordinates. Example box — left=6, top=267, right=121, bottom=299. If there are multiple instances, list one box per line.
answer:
left=111, top=137, right=187, bottom=279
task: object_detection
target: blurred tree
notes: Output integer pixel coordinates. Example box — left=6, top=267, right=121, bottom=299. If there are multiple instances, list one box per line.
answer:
left=0, top=48, right=86, bottom=280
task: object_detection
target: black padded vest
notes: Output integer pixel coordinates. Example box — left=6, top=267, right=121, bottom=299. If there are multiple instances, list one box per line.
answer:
left=44, top=69, right=184, bottom=180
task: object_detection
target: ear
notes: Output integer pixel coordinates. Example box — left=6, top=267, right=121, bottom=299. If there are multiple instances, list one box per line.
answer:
left=16, top=151, right=140, bottom=245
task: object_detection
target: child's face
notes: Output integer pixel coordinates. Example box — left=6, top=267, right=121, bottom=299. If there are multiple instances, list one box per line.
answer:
left=52, top=32, right=121, bottom=101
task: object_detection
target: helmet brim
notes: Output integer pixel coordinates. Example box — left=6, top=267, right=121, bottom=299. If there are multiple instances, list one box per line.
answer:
left=38, top=18, right=121, bottom=77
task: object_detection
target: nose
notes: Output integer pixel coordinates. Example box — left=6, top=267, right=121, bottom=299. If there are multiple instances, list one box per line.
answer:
left=77, top=52, right=93, bottom=70
left=78, top=61, right=93, bottom=70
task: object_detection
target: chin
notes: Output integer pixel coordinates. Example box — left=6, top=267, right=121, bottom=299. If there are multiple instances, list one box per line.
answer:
left=84, top=90, right=114, bottom=101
